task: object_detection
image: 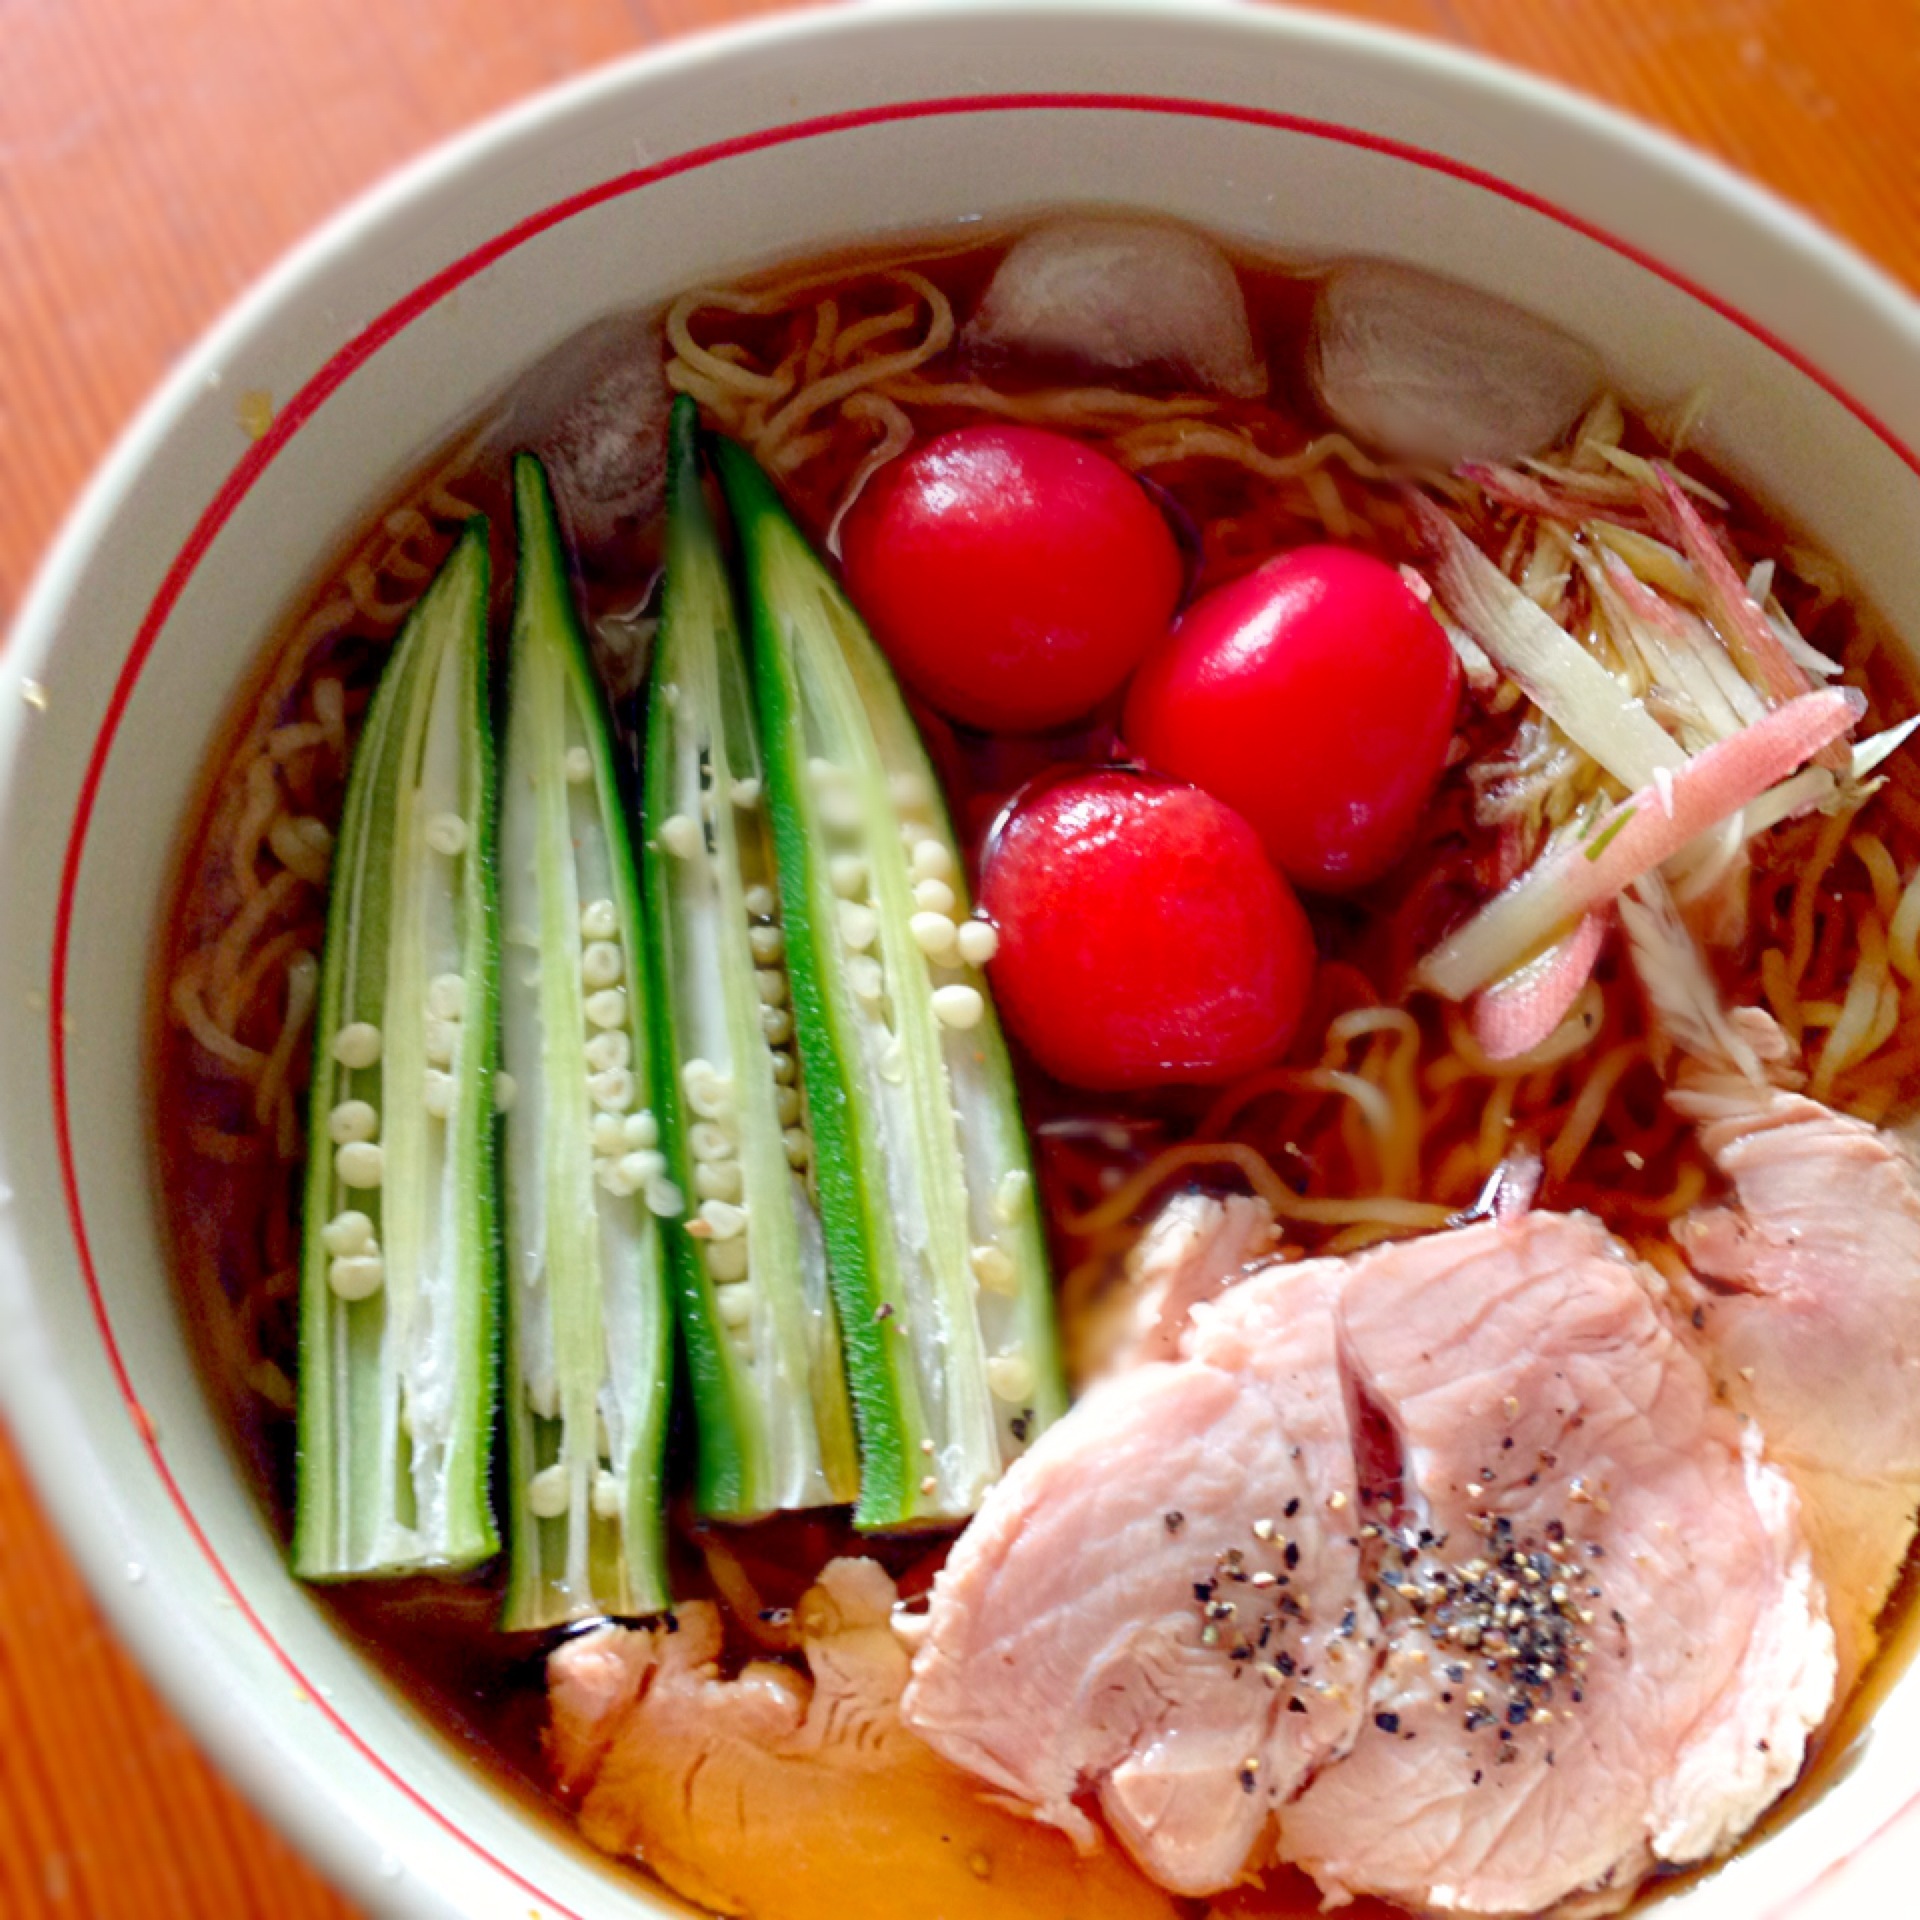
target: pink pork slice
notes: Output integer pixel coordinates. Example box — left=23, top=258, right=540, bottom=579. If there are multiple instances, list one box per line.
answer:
left=1068, top=1190, right=1281, bottom=1385
left=1273, top=1212, right=1833, bottom=1916
left=1672, top=1076, right=1920, bottom=1687
left=902, top=1257, right=1376, bottom=1897
left=906, top=1213, right=1834, bottom=1915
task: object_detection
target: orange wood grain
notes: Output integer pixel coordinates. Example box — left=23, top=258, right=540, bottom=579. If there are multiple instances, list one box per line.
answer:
left=3, top=1, right=1919, bottom=1914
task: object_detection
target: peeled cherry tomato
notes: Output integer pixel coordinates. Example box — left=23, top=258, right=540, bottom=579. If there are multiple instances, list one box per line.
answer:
left=840, top=424, right=1183, bottom=732
left=1122, top=545, right=1461, bottom=890
left=978, top=770, right=1313, bottom=1091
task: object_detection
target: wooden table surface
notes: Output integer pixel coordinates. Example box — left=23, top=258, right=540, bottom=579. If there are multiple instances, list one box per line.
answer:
left=4, top=0, right=1920, bottom=1913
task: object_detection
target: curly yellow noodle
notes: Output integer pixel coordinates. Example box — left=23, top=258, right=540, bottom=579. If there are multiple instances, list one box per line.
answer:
left=170, top=969, right=265, bottom=1078
left=1787, top=803, right=1860, bottom=989
left=1546, top=1041, right=1643, bottom=1186
left=1814, top=911, right=1893, bottom=1099
left=1760, top=947, right=1803, bottom=1045
left=1476, top=1076, right=1517, bottom=1177
left=1854, top=831, right=1904, bottom=923
left=1060, top=1141, right=1452, bottom=1240
left=1889, top=864, right=1920, bottom=987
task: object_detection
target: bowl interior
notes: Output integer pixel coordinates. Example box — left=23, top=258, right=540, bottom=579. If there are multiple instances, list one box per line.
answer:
left=4, top=4, right=1920, bottom=1914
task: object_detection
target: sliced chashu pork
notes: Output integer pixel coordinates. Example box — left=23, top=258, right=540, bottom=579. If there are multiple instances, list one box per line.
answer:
left=549, top=1557, right=1179, bottom=1920
left=903, top=1256, right=1375, bottom=1896
left=1672, top=1064, right=1920, bottom=1686
left=1068, top=1190, right=1281, bottom=1384
left=1273, top=1212, right=1833, bottom=1915
left=904, top=1212, right=1835, bottom=1915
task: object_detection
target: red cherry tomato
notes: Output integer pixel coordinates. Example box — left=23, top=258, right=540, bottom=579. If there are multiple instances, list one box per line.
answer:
left=1122, top=545, right=1461, bottom=890
left=978, top=770, right=1314, bottom=1091
left=841, top=424, right=1183, bottom=732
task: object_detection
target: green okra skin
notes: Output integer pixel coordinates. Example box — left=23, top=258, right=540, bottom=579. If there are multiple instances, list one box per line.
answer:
left=713, top=433, right=1066, bottom=1529
left=644, top=396, right=859, bottom=1520
left=293, top=520, right=500, bottom=1580
left=498, top=454, right=673, bottom=1627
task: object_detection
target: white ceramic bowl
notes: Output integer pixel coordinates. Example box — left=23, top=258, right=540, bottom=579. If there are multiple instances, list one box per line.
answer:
left=4, top=3, right=1919, bottom=1914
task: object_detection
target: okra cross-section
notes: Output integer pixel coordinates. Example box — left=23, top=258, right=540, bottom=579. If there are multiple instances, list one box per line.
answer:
left=645, top=397, right=859, bottom=1520
left=499, top=455, right=674, bottom=1626
left=714, top=434, right=1066, bottom=1528
left=294, top=520, right=500, bottom=1581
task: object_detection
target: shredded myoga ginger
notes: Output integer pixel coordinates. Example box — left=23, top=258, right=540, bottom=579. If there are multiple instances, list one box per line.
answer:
left=160, top=232, right=1920, bottom=1430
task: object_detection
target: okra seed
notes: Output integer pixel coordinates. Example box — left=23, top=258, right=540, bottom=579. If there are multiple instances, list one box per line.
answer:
left=971, top=1244, right=1018, bottom=1294
left=689, top=1121, right=734, bottom=1164
left=591, top=1114, right=627, bottom=1155
left=956, top=919, right=1000, bottom=967
left=807, top=756, right=841, bottom=787
left=755, top=968, right=788, bottom=1007
left=424, top=1019, right=458, bottom=1068
left=910, top=838, right=954, bottom=882
left=838, top=901, right=878, bottom=951
left=699, top=1199, right=748, bottom=1241
left=595, top=1156, right=638, bottom=1196
left=591, top=1471, right=623, bottom=1521
left=327, top=1252, right=386, bottom=1302
left=335, top=1141, right=384, bottom=1189
left=820, top=788, right=864, bottom=832
left=493, top=1073, right=517, bottom=1113
left=588, top=1067, right=635, bottom=1112
left=775, top=1085, right=802, bottom=1126
left=931, top=983, right=985, bottom=1029
left=713, top=1272, right=753, bottom=1317
left=327, top=1098, right=378, bottom=1145
left=422, top=1070, right=455, bottom=1119
left=563, top=745, right=593, bottom=785
left=761, top=1005, right=794, bottom=1045
left=662, top=681, right=681, bottom=708
left=748, top=923, right=786, bottom=964
left=684, top=1062, right=734, bottom=1119
left=580, top=898, right=618, bottom=941
left=586, top=1030, right=632, bottom=1074
left=331, top=1021, right=382, bottom=1069
left=783, top=1127, right=812, bottom=1168
left=987, top=1354, right=1036, bottom=1404
left=624, top=1110, right=659, bottom=1150
left=694, top=1160, right=743, bottom=1203
left=994, top=1168, right=1032, bottom=1223
left=878, top=1040, right=905, bottom=1086
left=706, top=1237, right=748, bottom=1283
left=584, top=987, right=628, bottom=1030
left=743, top=884, right=777, bottom=919
left=644, top=1177, right=686, bottom=1218
left=320, top=1210, right=376, bottom=1258
left=889, top=770, right=929, bottom=811
left=581, top=941, right=623, bottom=990
left=659, top=813, right=702, bottom=859
left=847, top=955, right=884, bottom=1005
left=730, top=776, right=762, bottom=809
left=911, top=911, right=959, bottom=962
left=829, top=854, right=868, bottom=898
left=770, top=1049, right=797, bottom=1085
left=913, top=878, right=956, bottom=916
left=425, top=812, right=470, bottom=857
left=527, top=1465, right=570, bottom=1521
left=619, top=1150, right=666, bottom=1187
left=426, top=972, right=468, bottom=1022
